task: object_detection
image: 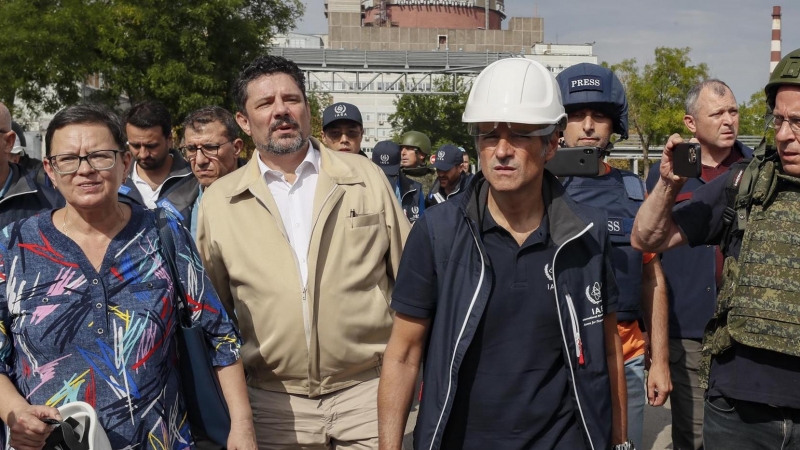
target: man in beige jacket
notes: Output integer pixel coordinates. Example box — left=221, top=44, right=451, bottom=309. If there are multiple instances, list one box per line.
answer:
left=197, top=55, right=410, bottom=449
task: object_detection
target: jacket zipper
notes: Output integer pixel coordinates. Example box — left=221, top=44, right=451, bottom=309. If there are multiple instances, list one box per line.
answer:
left=552, top=222, right=596, bottom=450
left=429, top=219, right=485, bottom=450
left=0, top=189, right=36, bottom=206
left=299, top=185, right=338, bottom=350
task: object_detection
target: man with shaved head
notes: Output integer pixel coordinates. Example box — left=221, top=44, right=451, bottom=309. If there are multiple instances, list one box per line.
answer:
left=0, top=104, right=62, bottom=448
left=0, top=103, right=61, bottom=229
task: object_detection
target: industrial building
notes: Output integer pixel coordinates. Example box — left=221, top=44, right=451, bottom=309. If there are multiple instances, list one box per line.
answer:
left=272, top=0, right=597, bottom=153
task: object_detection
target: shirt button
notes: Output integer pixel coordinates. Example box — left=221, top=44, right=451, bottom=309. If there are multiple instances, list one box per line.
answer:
left=95, top=302, right=103, bottom=309
left=300, top=258, right=306, bottom=263
left=294, top=223, right=300, bottom=229
left=42, top=297, right=49, bottom=303
left=97, top=328, right=104, bottom=335
left=707, top=287, right=711, bottom=291
left=92, top=279, right=99, bottom=285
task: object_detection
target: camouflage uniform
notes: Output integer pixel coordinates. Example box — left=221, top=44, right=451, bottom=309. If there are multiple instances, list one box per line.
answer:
left=402, top=166, right=437, bottom=197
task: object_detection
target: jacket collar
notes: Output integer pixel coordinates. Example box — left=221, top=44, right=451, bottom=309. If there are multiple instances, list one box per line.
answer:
left=461, top=171, right=591, bottom=247
left=229, top=137, right=363, bottom=198
left=398, top=172, right=416, bottom=196
left=401, top=165, right=435, bottom=177
left=735, top=139, right=754, bottom=159
left=3, top=164, right=36, bottom=198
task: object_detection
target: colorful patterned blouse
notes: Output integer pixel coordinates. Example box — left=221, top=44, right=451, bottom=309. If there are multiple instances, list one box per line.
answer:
left=0, top=205, right=241, bottom=449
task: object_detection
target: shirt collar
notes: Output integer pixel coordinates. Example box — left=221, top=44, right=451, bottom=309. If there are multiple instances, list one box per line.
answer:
left=257, top=140, right=319, bottom=179
left=482, top=207, right=551, bottom=247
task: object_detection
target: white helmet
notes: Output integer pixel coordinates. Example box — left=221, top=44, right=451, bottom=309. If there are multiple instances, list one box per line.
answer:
left=463, top=57, right=567, bottom=127
left=45, top=401, right=112, bottom=450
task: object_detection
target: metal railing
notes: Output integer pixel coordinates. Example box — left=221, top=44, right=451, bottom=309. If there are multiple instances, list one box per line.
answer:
left=269, top=47, right=523, bottom=73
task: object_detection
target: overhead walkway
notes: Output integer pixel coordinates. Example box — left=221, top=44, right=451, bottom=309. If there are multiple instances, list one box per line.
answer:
left=268, top=47, right=525, bottom=94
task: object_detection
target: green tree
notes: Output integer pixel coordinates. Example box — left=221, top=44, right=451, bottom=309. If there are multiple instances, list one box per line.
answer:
left=738, top=89, right=775, bottom=145
left=0, top=0, right=107, bottom=116
left=308, top=89, right=333, bottom=141
left=0, top=0, right=303, bottom=123
left=389, top=75, right=474, bottom=159
left=610, top=47, right=709, bottom=174
left=94, top=0, right=303, bottom=121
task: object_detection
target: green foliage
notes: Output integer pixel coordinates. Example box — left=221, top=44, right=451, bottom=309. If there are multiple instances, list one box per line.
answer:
left=738, top=89, right=775, bottom=145
left=0, top=0, right=107, bottom=116
left=308, top=89, right=333, bottom=141
left=0, top=0, right=303, bottom=124
left=610, top=47, right=709, bottom=174
left=94, top=0, right=303, bottom=121
left=388, top=76, right=475, bottom=159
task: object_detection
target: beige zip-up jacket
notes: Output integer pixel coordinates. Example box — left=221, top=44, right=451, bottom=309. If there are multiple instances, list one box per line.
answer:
left=197, top=139, right=410, bottom=397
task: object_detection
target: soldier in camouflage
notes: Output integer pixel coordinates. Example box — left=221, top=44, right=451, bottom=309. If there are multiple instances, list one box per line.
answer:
left=631, top=48, right=800, bottom=450
left=399, top=130, right=437, bottom=196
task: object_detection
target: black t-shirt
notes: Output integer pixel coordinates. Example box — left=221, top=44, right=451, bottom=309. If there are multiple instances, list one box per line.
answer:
left=673, top=173, right=800, bottom=408
left=437, top=211, right=584, bottom=450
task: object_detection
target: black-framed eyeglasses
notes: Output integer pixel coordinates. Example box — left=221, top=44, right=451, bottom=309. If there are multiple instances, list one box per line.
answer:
left=179, top=141, right=232, bottom=160
left=770, top=115, right=800, bottom=135
left=47, top=149, right=124, bottom=174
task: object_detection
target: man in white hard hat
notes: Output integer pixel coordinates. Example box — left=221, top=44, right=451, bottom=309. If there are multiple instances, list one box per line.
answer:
left=379, top=58, right=630, bottom=450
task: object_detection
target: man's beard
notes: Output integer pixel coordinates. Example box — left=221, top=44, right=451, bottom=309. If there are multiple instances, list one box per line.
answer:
left=259, top=117, right=306, bottom=155
left=137, top=154, right=168, bottom=170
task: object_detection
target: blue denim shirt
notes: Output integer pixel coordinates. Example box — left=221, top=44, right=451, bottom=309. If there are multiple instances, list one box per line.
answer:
left=0, top=205, right=241, bottom=449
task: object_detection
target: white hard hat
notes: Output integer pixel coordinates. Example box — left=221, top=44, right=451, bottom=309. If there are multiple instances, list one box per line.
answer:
left=462, top=58, right=567, bottom=127
left=47, top=401, right=113, bottom=450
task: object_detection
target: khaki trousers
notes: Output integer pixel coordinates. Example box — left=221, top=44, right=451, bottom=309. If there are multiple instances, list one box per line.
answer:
left=249, top=378, right=379, bottom=450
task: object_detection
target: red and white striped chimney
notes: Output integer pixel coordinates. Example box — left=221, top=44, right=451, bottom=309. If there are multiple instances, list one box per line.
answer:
left=771, top=6, right=782, bottom=74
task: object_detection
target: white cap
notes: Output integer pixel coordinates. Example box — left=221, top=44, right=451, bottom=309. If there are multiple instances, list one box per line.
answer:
left=463, top=58, right=567, bottom=127
left=56, top=401, right=113, bottom=450
left=10, top=135, right=24, bottom=154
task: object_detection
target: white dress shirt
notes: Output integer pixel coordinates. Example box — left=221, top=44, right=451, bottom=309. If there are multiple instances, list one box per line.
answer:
left=257, top=142, right=320, bottom=287
left=131, top=163, right=164, bottom=209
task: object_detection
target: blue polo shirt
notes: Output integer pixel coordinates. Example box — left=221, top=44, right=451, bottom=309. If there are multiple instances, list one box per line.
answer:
left=439, top=210, right=585, bottom=450
left=673, top=171, right=800, bottom=408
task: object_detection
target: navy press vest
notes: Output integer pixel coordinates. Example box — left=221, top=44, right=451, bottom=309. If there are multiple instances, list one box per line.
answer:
left=562, top=168, right=645, bottom=322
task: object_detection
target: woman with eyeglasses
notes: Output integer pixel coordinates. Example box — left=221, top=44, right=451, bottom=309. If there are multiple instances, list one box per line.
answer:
left=0, top=104, right=256, bottom=450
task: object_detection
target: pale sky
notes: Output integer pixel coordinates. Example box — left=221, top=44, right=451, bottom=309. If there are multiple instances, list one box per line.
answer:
left=293, top=1, right=799, bottom=104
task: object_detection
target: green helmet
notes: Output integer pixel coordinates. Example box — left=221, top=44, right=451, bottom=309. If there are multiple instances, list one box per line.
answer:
left=400, top=131, right=432, bottom=155
left=766, top=47, right=800, bottom=109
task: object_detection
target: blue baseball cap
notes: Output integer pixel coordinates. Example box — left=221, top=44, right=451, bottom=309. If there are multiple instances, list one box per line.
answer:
left=432, top=144, right=463, bottom=171
left=372, top=140, right=401, bottom=176
left=555, top=63, right=629, bottom=140
left=322, top=102, right=363, bottom=129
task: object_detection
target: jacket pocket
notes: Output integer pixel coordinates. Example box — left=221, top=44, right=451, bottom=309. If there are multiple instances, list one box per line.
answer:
left=347, top=212, right=382, bottom=228
left=564, top=291, right=585, bottom=366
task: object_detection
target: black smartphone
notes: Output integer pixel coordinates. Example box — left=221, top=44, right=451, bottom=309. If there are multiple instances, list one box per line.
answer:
left=672, top=143, right=702, bottom=178
left=545, top=146, right=601, bottom=177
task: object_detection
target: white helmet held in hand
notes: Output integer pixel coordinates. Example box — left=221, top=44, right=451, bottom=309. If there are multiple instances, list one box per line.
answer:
left=463, top=57, right=567, bottom=129
left=44, top=401, right=112, bottom=450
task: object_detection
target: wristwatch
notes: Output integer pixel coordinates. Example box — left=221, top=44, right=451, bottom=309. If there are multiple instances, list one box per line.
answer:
left=612, top=440, right=635, bottom=450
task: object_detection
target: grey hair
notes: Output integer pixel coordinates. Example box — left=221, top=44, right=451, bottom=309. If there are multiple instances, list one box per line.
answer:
left=539, top=131, right=557, bottom=156
left=684, top=79, right=735, bottom=116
